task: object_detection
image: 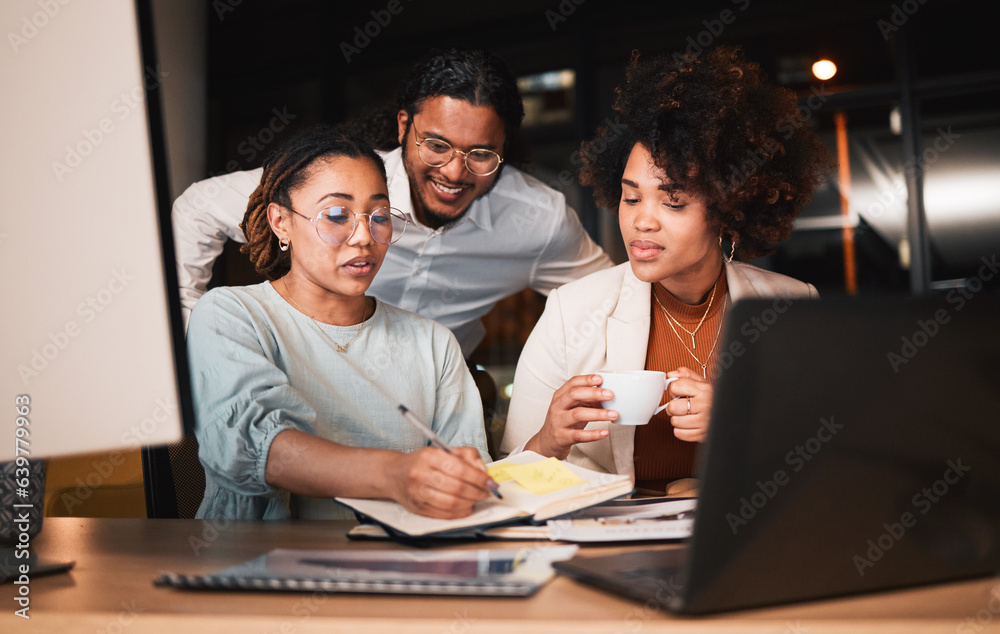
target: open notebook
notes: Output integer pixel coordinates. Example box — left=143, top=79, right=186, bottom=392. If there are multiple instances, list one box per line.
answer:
left=336, top=451, right=633, bottom=538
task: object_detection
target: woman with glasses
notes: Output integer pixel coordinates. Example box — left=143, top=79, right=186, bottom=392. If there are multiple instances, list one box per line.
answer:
left=500, top=47, right=831, bottom=494
left=187, top=126, right=493, bottom=520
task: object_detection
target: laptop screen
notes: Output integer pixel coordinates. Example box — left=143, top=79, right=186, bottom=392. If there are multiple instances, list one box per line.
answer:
left=680, top=294, right=1000, bottom=613
left=555, top=293, right=1000, bottom=614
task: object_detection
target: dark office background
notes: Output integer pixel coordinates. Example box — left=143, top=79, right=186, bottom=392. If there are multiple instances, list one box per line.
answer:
left=163, top=0, right=1000, bottom=366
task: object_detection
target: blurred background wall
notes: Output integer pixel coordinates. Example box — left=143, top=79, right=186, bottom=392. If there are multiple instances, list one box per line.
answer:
left=42, top=0, right=1000, bottom=516
left=189, top=0, right=1000, bottom=361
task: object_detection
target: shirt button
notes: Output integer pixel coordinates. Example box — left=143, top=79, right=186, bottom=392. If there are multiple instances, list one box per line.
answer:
left=414, top=269, right=422, bottom=275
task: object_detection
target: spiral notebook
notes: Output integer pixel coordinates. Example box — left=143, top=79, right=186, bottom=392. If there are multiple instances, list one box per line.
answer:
left=155, top=545, right=578, bottom=597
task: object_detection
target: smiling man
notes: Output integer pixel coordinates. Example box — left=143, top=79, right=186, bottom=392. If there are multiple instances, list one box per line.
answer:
left=399, top=94, right=506, bottom=229
left=172, top=48, right=612, bottom=356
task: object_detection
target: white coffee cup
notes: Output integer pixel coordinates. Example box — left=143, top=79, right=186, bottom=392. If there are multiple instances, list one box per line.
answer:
left=597, top=370, right=679, bottom=425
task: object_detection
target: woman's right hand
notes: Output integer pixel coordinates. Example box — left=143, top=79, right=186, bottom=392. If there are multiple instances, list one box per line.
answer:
left=524, top=374, right=615, bottom=459
left=386, top=446, right=491, bottom=520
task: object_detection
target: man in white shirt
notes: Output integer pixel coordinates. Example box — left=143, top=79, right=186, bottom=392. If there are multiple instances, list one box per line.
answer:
left=172, top=48, right=612, bottom=356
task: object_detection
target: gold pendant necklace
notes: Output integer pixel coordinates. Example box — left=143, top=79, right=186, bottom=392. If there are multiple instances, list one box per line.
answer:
left=652, top=279, right=718, bottom=350
left=660, top=294, right=727, bottom=379
left=281, top=279, right=369, bottom=353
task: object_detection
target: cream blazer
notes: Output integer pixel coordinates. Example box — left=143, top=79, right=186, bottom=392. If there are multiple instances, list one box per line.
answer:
left=499, top=261, right=818, bottom=478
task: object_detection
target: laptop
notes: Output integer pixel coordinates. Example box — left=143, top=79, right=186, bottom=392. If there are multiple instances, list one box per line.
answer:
left=554, top=293, right=1000, bottom=614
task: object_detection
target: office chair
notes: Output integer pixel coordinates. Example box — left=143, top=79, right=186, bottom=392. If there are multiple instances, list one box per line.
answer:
left=467, top=363, right=501, bottom=459
left=141, top=435, right=205, bottom=519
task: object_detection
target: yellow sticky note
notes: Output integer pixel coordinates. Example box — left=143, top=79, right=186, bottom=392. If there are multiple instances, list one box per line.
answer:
left=500, top=457, right=586, bottom=495
left=487, top=464, right=514, bottom=483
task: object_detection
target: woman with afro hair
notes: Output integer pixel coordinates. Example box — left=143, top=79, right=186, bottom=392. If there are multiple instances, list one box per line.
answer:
left=501, top=46, right=832, bottom=495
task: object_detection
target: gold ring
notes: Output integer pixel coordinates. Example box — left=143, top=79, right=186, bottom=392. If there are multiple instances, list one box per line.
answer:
left=686, top=398, right=692, bottom=415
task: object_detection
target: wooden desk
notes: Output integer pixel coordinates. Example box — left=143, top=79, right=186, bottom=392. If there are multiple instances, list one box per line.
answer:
left=3, top=518, right=999, bottom=633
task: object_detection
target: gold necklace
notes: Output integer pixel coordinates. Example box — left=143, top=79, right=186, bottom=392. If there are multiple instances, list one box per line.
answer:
left=652, top=278, right=718, bottom=350
left=280, top=279, right=369, bottom=353
left=660, top=294, right=727, bottom=379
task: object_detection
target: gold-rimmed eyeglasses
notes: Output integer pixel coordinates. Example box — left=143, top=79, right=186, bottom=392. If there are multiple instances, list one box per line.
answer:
left=413, top=127, right=504, bottom=176
left=284, top=206, right=409, bottom=245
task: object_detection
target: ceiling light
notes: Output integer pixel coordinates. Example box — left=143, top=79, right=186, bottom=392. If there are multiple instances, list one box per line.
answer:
left=812, top=59, right=837, bottom=81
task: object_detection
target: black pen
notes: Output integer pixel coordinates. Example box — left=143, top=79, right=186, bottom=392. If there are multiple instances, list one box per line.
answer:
left=397, top=404, right=503, bottom=499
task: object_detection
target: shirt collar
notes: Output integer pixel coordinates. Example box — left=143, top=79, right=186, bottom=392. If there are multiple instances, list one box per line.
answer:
left=462, top=189, right=493, bottom=232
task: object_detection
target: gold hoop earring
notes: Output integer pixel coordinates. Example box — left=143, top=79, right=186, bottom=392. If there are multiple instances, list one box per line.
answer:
left=724, top=239, right=736, bottom=264
left=279, top=238, right=290, bottom=252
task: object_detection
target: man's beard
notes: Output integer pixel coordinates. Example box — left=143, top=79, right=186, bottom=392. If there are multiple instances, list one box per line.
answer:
left=413, top=188, right=461, bottom=230
left=401, top=141, right=502, bottom=230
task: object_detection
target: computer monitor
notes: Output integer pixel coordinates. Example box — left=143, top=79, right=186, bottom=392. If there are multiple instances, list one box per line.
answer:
left=1, top=0, right=188, bottom=461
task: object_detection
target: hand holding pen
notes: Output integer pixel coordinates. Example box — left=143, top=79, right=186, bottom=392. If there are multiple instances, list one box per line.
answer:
left=398, top=405, right=503, bottom=499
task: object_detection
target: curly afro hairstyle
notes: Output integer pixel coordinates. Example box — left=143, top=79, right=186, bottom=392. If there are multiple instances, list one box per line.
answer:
left=580, top=46, right=833, bottom=261
left=240, top=125, right=387, bottom=281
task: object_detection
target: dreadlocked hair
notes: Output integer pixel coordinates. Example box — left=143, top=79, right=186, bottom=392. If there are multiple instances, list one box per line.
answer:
left=240, top=124, right=387, bottom=280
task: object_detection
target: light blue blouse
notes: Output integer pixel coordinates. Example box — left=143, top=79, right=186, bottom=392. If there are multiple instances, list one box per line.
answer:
left=186, top=282, right=488, bottom=520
